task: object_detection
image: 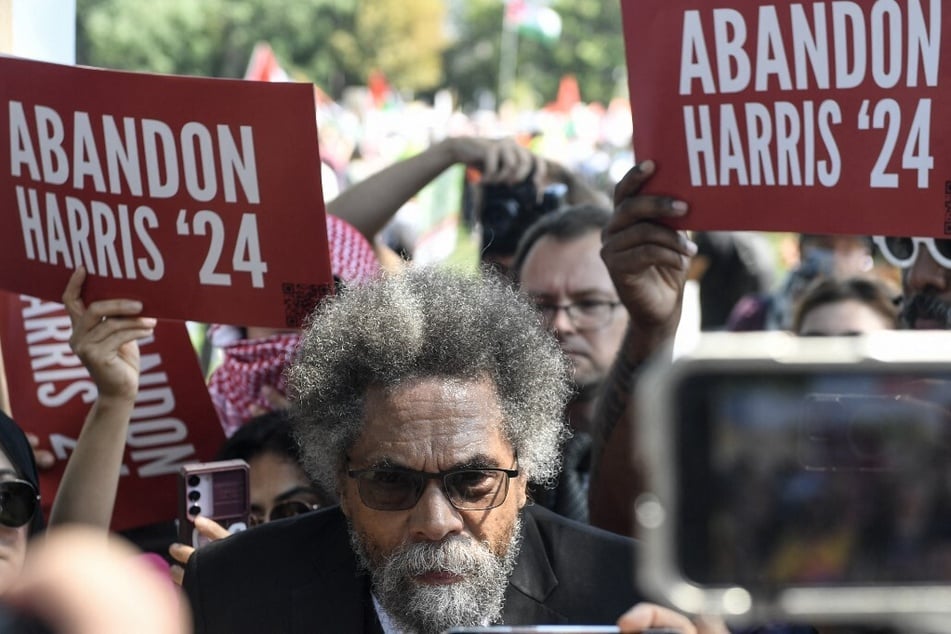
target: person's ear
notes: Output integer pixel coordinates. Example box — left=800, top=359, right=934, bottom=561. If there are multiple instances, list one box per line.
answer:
left=513, top=476, right=528, bottom=510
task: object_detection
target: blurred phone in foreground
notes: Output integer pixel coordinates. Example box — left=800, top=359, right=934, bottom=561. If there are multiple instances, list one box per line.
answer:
left=444, top=628, right=619, bottom=633
left=634, top=331, right=951, bottom=632
left=177, top=459, right=250, bottom=548
left=444, top=625, right=680, bottom=634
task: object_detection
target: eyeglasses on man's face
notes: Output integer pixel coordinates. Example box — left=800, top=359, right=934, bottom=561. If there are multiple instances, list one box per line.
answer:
left=346, top=462, right=519, bottom=512
left=874, top=236, right=951, bottom=270
left=532, top=299, right=622, bottom=331
left=0, top=479, right=39, bottom=529
left=249, top=499, right=321, bottom=527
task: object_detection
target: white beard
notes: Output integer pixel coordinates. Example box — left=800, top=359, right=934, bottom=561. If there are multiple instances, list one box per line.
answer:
left=349, top=515, right=523, bottom=634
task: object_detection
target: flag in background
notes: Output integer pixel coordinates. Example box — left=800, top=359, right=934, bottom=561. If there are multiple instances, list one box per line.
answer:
left=504, top=0, right=562, bottom=41
left=243, top=42, right=289, bottom=82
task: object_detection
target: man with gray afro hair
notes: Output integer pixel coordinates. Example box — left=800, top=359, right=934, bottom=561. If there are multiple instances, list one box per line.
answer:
left=183, top=265, right=663, bottom=633
left=287, top=265, right=571, bottom=494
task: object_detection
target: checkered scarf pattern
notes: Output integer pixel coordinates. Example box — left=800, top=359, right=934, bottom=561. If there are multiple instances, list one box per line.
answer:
left=207, top=214, right=379, bottom=435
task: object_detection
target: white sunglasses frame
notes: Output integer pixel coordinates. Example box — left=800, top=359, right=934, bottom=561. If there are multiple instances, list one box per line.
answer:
left=873, top=236, right=951, bottom=270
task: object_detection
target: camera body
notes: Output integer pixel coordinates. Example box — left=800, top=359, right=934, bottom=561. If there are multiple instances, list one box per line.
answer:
left=480, top=178, right=566, bottom=257
left=634, top=331, right=951, bottom=630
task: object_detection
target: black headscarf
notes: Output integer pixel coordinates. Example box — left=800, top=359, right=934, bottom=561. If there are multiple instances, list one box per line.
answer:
left=0, top=411, right=44, bottom=535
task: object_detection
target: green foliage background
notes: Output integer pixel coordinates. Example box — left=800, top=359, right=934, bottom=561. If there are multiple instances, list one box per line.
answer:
left=76, top=0, right=629, bottom=107
left=444, top=0, right=627, bottom=108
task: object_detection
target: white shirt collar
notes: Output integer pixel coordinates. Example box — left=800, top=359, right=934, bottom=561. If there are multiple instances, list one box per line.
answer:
left=372, top=594, right=406, bottom=634
left=371, top=593, right=492, bottom=633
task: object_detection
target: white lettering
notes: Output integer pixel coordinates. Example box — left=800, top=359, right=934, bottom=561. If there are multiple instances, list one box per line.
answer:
left=680, top=100, right=842, bottom=188
left=907, top=0, right=940, bottom=87
left=754, top=5, right=793, bottom=91
left=8, top=105, right=260, bottom=202
left=683, top=105, right=718, bottom=185
left=72, top=112, right=107, bottom=191
left=791, top=4, right=830, bottom=89
left=218, top=125, right=260, bottom=204
left=677, top=1, right=941, bottom=93
left=832, top=2, right=867, bottom=88
left=680, top=11, right=716, bottom=95
left=9, top=101, right=40, bottom=179
left=713, top=9, right=750, bottom=93
left=14, top=188, right=164, bottom=281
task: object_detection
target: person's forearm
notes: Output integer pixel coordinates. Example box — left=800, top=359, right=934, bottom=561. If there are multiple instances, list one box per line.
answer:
left=327, top=139, right=458, bottom=240
left=547, top=161, right=611, bottom=208
left=49, top=395, right=134, bottom=529
left=589, top=323, right=676, bottom=459
left=587, top=323, right=676, bottom=534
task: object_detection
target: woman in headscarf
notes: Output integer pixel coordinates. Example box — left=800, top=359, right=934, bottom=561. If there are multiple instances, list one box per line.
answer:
left=0, top=410, right=43, bottom=594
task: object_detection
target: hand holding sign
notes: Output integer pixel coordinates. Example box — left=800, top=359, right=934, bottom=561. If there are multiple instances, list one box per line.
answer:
left=50, top=268, right=158, bottom=529
left=603, top=161, right=697, bottom=346
left=63, top=267, right=156, bottom=402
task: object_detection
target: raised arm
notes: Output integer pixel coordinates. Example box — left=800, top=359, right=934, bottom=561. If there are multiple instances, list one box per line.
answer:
left=327, top=136, right=548, bottom=240
left=588, top=160, right=695, bottom=535
left=48, top=268, right=156, bottom=528
left=544, top=159, right=611, bottom=209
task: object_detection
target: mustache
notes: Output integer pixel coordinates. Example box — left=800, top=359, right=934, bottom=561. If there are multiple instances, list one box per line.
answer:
left=901, top=294, right=951, bottom=328
left=383, top=536, right=489, bottom=576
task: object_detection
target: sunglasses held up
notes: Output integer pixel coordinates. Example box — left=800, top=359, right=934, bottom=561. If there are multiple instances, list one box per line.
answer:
left=874, top=236, right=951, bottom=270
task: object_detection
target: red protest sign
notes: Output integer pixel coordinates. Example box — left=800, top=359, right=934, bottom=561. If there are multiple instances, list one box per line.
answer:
left=0, top=293, right=225, bottom=531
left=0, top=56, right=332, bottom=328
left=621, top=0, right=951, bottom=238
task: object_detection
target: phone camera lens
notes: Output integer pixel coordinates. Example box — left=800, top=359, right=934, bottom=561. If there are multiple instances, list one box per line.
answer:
left=189, top=505, right=201, bottom=516
left=188, top=490, right=201, bottom=501
left=187, top=475, right=200, bottom=487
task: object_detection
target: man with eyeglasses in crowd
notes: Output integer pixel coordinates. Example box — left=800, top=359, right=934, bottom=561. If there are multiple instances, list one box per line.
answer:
left=874, top=236, right=951, bottom=330
left=181, top=265, right=701, bottom=634
left=512, top=204, right=627, bottom=523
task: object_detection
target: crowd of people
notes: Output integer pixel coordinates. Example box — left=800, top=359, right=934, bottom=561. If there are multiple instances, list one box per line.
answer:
left=1, top=50, right=950, bottom=634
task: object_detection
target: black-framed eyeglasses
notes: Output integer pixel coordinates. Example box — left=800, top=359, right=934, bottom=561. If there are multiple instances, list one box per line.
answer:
left=249, top=499, right=321, bottom=527
left=533, top=299, right=622, bottom=331
left=874, top=236, right=951, bottom=270
left=0, top=479, right=39, bottom=529
left=347, top=462, right=520, bottom=512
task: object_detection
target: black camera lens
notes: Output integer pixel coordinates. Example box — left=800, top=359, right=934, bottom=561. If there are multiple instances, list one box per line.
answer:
left=188, top=475, right=201, bottom=487
left=189, top=505, right=201, bottom=516
left=188, top=490, right=201, bottom=502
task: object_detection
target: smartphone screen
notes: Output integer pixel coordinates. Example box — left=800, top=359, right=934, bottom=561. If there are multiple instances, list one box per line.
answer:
left=674, top=368, right=951, bottom=590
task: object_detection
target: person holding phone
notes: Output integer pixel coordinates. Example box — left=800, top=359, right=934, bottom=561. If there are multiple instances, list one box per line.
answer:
left=181, top=266, right=696, bottom=634
left=167, top=411, right=336, bottom=585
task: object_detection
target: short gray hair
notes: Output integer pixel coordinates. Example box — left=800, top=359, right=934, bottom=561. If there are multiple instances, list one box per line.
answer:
left=287, top=265, right=572, bottom=494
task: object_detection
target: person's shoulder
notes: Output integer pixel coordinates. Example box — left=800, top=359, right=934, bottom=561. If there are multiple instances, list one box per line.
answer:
left=525, top=504, right=635, bottom=552
left=184, top=506, right=360, bottom=632
left=189, top=506, right=348, bottom=577
left=507, top=503, right=639, bottom=624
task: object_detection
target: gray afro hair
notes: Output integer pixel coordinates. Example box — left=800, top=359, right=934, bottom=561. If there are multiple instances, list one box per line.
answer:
left=286, top=265, right=572, bottom=494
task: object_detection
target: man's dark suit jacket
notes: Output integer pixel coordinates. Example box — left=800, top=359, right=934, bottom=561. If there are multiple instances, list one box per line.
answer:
left=183, top=504, right=641, bottom=633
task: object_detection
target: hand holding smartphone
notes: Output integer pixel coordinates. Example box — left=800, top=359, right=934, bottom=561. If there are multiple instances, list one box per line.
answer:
left=177, top=459, right=250, bottom=548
